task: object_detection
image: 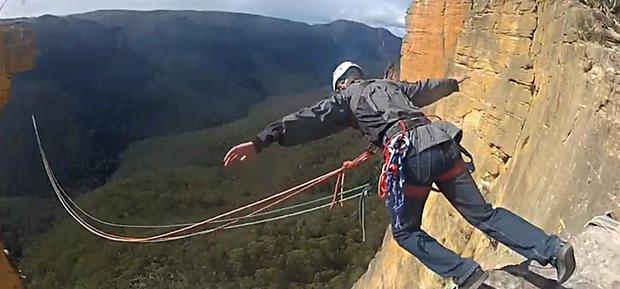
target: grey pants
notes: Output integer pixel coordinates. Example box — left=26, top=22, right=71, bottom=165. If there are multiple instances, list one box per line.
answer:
left=389, top=140, right=561, bottom=284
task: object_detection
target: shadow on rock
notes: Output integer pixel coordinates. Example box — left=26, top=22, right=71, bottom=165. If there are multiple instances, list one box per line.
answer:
left=480, top=261, right=568, bottom=289
left=481, top=215, right=619, bottom=289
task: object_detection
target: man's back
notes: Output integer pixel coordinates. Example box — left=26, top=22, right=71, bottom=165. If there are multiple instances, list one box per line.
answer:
left=344, top=78, right=460, bottom=148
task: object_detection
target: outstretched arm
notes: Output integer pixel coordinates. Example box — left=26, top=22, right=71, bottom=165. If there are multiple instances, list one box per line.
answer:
left=223, top=93, right=352, bottom=167
left=399, top=75, right=470, bottom=107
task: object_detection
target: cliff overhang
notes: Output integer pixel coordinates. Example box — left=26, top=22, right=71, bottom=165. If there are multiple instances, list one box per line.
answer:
left=353, top=1, right=620, bottom=288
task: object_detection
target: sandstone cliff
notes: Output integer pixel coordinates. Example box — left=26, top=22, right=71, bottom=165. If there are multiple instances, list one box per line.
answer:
left=353, top=1, right=620, bottom=288
left=0, top=21, right=35, bottom=289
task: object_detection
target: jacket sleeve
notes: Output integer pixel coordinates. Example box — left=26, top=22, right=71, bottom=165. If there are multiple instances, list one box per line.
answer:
left=399, top=78, right=459, bottom=107
left=252, top=93, right=352, bottom=152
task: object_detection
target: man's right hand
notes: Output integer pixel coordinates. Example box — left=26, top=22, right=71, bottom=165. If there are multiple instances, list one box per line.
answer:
left=223, top=142, right=258, bottom=167
left=454, top=75, right=471, bottom=84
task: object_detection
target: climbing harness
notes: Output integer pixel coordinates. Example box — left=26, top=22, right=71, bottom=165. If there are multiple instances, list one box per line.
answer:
left=32, top=115, right=375, bottom=243
left=377, top=118, right=476, bottom=229
left=459, top=144, right=475, bottom=173
left=402, top=114, right=476, bottom=173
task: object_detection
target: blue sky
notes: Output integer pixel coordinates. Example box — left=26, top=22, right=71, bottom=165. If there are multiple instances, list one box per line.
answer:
left=0, top=0, right=410, bottom=36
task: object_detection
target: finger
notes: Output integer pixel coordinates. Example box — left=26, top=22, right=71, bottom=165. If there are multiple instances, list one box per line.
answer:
left=224, top=153, right=238, bottom=167
left=223, top=149, right=235, bottom=162
left=224, top=158, right=232, bottom=167
left=224, top=153, right=237, bottom=166
left=223, top=152, right=235, bottom=166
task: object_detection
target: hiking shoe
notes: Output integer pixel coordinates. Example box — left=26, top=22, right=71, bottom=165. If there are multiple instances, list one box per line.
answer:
left=553, top=241, right=576, bottom=284
left=457, top=268, right=489, bottom=289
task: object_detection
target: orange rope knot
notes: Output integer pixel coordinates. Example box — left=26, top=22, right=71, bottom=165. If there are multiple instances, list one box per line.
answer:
left=342, top=160, right=355, bottom=169
left=330, top=150, right=375, bottom=209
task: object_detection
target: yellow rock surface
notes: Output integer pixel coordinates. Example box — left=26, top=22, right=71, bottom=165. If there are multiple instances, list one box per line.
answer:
left=353, top=1, right=620, bottom=288
left=1, top=239, right=24, bottom=289
left=400, top=0, right=472, bottom=80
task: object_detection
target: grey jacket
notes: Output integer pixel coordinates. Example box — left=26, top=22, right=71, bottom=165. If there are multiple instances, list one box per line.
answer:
left=253, top=78, right=463, bottom=152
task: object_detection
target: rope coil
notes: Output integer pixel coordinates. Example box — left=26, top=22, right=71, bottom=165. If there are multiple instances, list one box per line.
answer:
left=380, top=120, right=410, bottom=229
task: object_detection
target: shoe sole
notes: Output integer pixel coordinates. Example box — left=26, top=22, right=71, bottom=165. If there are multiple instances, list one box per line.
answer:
left=463, top=271, right=489, bottom=289
left=558, top=245, right=576, bottom=284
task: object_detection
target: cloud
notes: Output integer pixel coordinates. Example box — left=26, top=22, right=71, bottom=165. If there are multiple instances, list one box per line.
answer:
left=0, top=0, right=409, bottom=36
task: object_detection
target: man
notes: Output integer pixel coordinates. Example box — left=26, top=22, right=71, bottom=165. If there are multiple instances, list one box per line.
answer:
left=223, top=61, right=576, bottom=289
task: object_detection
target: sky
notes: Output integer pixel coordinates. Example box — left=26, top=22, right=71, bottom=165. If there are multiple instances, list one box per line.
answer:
left=0, top=0, right=410, bottom=36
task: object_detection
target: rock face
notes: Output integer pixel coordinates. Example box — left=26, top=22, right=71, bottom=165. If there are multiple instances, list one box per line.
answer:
left=0, top=22, right=35, bottom=113
left=0, top=21, right=35, bottom=289
left=355, top=216, right=620, bottom=289
left=0, top=244, right=23, bottom=289
left=400, top=0, right=472, bottom=79
left=353, top=1, right=620, bottom=288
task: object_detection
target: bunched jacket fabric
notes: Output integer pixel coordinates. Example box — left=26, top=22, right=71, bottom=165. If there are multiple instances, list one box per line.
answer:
left=253, top=78, right=463, bottom=153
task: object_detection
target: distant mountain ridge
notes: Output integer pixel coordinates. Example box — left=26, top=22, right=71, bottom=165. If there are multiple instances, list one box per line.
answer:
left=0, top=10, right=400, bottom=196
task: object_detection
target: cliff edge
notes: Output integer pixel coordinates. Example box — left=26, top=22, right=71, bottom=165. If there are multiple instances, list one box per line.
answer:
left=0, top=21, right=36, bottom=289
left=353, top=1, right=620, bottom=288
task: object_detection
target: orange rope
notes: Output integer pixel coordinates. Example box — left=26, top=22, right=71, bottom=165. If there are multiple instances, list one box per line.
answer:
left=330, top=150, right=375, bottom=209
left=43, top=140, right=373, bottom=242
left=56, top=163, right=343, bottom=242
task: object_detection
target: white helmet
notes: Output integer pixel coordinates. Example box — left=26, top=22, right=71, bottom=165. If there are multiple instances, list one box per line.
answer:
left=332, top=61, right=363, bottom=92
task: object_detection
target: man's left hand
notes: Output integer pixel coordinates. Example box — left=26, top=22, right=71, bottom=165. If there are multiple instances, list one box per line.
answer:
left=223, top=142, right=258, bottom=167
